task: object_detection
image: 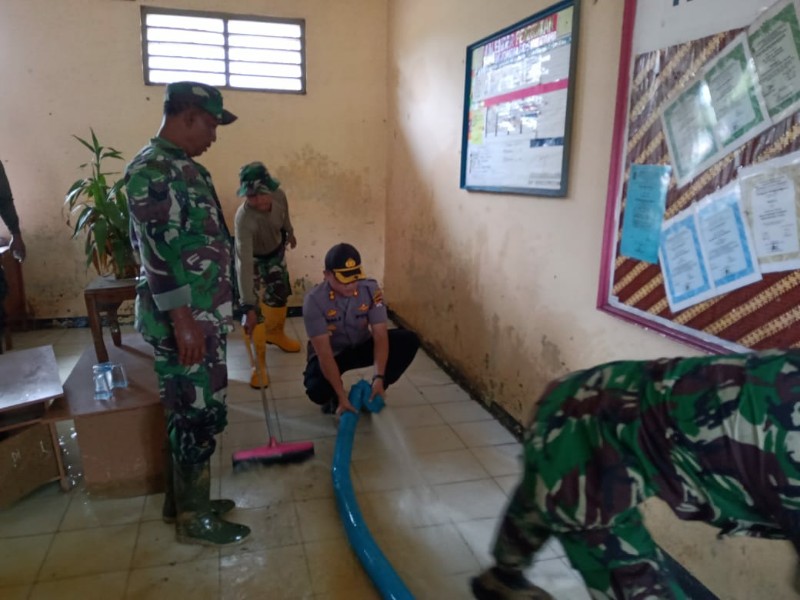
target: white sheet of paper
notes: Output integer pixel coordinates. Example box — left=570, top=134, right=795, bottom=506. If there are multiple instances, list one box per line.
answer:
left=748, top=0, right=800, bottom=122
left=695, top=184, right=762, bottom=297
left=661, top=80, right=719, bottom=185
left=739, top=150, right=800, bottom=272
left=751, top=174, right=800, bottom=257
left=660, top=208, right=715, bottom=312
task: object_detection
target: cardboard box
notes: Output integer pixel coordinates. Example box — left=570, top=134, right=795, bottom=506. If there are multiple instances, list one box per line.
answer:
left=0, top=422, right=59, bottom=508
left=47, top=335, right=166, bottom=497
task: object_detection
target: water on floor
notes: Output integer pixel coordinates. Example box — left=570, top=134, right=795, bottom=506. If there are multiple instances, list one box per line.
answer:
left=0, top=319, right=591, bottom=599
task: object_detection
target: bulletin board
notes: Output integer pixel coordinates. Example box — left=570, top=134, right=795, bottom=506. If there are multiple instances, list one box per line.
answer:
left=459, top=0, right=580, bottom=197
left=597, top=0, right=800, bottom=353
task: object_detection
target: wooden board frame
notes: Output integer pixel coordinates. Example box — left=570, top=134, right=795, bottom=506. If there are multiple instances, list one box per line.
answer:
left=460, top=0, right=580, bottom=197
left=598, top=0, right=800, bottom=354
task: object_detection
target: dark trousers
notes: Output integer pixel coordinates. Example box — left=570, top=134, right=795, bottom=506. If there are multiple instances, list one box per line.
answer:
left=303, top=328, right=420, bottom=405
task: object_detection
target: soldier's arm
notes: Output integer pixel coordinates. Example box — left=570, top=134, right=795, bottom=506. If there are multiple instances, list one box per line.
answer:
left=126, top=164, right=203, bottom=364
left=234, top=209, right=257, bottom=308
left=125, top=166, right=192, bottom=311
left=0, top=163, right=25, bottom=261
left=0, top=162, right=20, bottom=236
left=280, top=190, right=296, bottom=248
left=169, top=305, right=205, bottom=365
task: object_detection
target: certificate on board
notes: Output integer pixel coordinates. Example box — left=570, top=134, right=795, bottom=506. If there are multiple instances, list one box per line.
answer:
left=694, top=184, right=761, bottom=296
left=748, top=0, right=800, bottom=123
left=620, top=164, right=671, bottom=264
left=739, top=150, right=800, bottom=272
left=598, top=0, right=800, bottom=353
left=460, top=0, right=580, bottom=196
left=661, top=32, right=770, bottom=186
left=660, top=209, right=714, bottom=312
left=659, top=183, right=761, bottom=312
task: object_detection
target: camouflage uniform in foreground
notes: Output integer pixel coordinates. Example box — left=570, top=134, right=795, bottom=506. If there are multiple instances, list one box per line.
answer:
left=125, top=136, right=234, bottom=465
left=486, top=350, right=800, bottom=599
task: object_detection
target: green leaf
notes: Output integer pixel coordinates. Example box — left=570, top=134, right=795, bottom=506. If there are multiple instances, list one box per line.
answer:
left=65, top=129, right=133, bottom=277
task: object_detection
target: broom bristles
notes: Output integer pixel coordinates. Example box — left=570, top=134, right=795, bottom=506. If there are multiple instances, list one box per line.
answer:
left=232, top=439, right=315, bottom=469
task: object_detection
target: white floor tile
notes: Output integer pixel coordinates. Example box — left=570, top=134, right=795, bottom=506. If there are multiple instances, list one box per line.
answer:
left=3, top=324, right=545, bottom=599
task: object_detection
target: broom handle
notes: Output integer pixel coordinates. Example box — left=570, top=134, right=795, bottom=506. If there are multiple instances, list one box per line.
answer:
left=243, top=330, right=279, bottom=440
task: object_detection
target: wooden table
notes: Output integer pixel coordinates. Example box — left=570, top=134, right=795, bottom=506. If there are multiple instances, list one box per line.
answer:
left=0, top=345, right=69, bottom=507
left=84, top=275, right=138, bottom=363
left=46, top=335, right=167, bottom=497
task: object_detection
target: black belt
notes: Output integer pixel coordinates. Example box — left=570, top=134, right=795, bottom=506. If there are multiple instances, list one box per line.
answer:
left=253, top=244, right=283, bottom=260
left=253, top=230, right=288, bottom=260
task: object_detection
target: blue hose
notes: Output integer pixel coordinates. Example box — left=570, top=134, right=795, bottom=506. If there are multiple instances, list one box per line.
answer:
left=331, top=380, right=415, bottom=600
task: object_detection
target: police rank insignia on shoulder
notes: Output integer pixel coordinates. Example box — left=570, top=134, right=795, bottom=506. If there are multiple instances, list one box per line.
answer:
left=358, top=303, right=369, bottom=312
left=373, top=288, right=384, bottom=307
left=327, top=309, right=337, bottom=317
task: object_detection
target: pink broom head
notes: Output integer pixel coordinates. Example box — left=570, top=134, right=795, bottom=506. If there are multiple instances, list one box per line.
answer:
left=232, top=438, right=315, bottom=468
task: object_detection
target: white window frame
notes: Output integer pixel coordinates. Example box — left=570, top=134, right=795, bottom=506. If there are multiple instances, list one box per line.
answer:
left=140, top=6, right=306, bottom=94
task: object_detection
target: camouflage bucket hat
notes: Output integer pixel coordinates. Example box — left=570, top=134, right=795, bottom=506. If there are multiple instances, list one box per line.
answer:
left=164, top=81, right=237, bottom=125
left=237, top=161, right=281, bottom=196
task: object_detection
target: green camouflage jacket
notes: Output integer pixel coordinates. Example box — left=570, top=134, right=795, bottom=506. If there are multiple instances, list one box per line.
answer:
left=125, top=137, right=234, bottom=340
left=0, top=162, right=21, bottom=235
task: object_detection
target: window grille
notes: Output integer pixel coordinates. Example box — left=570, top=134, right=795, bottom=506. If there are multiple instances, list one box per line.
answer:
left=140, top=6, right=306, bottom=93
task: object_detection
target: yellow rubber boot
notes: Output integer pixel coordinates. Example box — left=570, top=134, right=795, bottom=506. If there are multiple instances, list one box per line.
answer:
left=261, top=303, right=301, bottom=353
left=247, top=322, right=269, bottom=389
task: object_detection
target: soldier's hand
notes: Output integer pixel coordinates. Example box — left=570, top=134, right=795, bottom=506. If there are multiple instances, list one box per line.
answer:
left=10, top=234, right=25, bottom=262
left=287, top=233, right=297, bottom=249
left=169, top=307, right=205, bottom=365
left=242, top=309, right=258, bottom=336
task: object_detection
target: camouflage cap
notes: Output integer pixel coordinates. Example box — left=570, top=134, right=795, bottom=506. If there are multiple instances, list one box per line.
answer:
left=237, top=161, right=281, bottom=196
left=164, top=81, right=237, bottom=125
left=325, top=243, right=365, bottom=284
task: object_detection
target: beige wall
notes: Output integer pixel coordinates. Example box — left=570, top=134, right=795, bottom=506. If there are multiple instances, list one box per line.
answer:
left=0, top=0, right=388, bottom=318
left=385, top=0, right=695, bottom=424
left=385, top=0, right=796, bottom=597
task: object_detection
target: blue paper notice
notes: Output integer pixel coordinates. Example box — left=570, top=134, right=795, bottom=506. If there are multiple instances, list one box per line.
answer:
left=620, top=164, right=672, bottom=263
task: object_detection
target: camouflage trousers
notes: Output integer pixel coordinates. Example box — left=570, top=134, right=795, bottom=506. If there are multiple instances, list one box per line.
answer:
left=146, top=327, right=229, bottom=465
left=253, top=251, right=290, bottom=308
left=493, top=350, right=800, bottom=598
left=493, top=439, right=685, bottom=600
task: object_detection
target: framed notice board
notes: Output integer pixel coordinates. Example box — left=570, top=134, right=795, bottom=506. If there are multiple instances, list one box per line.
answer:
left=598, top=0, right=800, bottom=353
left=460, top=0, right=580, bottom=197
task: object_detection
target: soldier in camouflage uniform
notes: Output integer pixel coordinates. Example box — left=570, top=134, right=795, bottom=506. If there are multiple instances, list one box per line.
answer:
left=472, top=351, right=800, bottom=600
left=0, top=161, right=26, bottom=354
left=234, top=161, right=300, bottom=389
left=125, top=81, right=249, bottom=547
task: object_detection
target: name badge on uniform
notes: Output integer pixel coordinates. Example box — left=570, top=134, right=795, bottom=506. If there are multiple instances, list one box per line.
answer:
left=358, top=303, right=369, bottom=312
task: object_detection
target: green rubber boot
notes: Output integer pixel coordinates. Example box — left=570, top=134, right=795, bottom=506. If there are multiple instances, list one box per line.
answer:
left=162, top=454, right=235, bottom=524
left=173, top=458, right=250, bottom=546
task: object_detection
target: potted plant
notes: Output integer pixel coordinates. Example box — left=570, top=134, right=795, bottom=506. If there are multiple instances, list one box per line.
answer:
left=64, top=129, right=137, bottom=279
